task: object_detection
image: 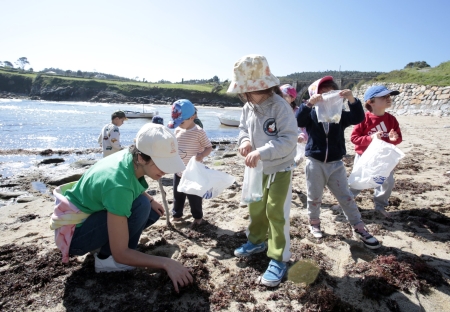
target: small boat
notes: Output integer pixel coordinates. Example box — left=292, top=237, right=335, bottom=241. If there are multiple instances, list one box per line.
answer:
left=218, top=116, right=240, bottom=127
left=123, top=110, right=157, bottom=119
left=124, top=104, right=158, bottom=119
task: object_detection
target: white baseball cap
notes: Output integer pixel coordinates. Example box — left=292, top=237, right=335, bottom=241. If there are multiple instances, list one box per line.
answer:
left=135, top=123, right=185, bottom=174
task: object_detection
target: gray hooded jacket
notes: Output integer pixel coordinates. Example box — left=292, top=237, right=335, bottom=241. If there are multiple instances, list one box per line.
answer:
left=238, top=94, right=298, bottom=174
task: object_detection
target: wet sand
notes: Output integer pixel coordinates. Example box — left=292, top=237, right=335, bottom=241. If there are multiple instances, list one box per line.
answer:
left=0, top=115, right=449, bottom=311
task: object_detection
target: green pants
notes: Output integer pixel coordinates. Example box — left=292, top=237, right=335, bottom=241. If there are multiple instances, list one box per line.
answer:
left=247, top=170, right=292, bottom=262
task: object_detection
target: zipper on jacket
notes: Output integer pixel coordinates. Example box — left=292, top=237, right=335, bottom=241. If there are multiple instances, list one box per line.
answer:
left=323, top=123, right=329, bottom=163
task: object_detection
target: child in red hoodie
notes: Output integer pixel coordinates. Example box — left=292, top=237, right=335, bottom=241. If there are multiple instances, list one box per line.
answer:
left=350, top=85, right=403, bottom=218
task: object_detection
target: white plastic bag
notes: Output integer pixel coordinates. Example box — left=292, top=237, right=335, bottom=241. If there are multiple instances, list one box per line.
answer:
left=178, top=157, right=235, bottom=199
left=241, top=160, right=264, bottom=204
left=348, top=138, right=405, bottom=190
left=294, top=142, right=306, bottom=164
left=315, top=90, right=343, bottom=123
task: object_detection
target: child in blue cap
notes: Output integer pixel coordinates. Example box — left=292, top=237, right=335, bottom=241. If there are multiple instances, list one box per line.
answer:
left=350, top=85, right=402, bottom=218
left=297, top=76, right=381, bottom=250
left=170, top=99, right=213, bottom=226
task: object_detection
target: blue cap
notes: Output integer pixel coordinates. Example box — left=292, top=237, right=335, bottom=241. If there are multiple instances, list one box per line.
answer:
left=171, top=99, right=195, bottom=128
left=364, top=86, right=400, bottom=102
left=151, top=116, right=164, bottom=125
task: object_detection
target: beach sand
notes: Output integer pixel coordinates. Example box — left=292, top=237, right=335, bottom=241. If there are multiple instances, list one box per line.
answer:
left=1, top=115, right=449, bottom=311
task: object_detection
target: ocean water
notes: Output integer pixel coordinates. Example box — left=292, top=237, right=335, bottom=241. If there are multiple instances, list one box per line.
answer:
left=0, top=99, right=242, bottom=178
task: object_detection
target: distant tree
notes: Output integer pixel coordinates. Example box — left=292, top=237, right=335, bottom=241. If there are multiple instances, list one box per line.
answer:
left=4, top=61, right=13, bottom=68
left=212, top=75, right=219, bottom=83
left=76, top=70, right=83, bottom=77
left=29, top=68, right=34, bottom=72
left=15, top=57, right=30, bottom=70
left=404, top=61, right=430, bottom=69
left=65, top=70, right=72, bottom=76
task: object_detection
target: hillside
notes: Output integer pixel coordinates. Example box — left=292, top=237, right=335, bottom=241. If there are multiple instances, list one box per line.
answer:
left=367, top=61, right=450, bottom=86
left=280, top=70, right=383, bottom=82
left=0, top=68, right=236, bottom=105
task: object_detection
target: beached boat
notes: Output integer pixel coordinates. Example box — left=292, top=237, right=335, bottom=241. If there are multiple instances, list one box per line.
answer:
left=218, top=116, right=240, bottom=127
left=124, top=104, right=158, bottom=119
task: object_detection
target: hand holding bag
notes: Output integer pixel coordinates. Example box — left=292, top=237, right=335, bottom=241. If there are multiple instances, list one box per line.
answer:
left=178, top=157, right=235, bottom=199
left=348, top=138, right=405, bottom=190
left=241, top=160, right=263, bottom=204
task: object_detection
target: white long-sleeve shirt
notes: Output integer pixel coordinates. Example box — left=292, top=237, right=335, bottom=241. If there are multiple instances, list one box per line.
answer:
left=98, top=123, right=122, bottom=157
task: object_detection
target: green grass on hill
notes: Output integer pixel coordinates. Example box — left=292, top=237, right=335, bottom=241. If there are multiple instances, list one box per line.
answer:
left=370, top=61, right=450, bottom=86
left=0, top=68, right=229, bottom=94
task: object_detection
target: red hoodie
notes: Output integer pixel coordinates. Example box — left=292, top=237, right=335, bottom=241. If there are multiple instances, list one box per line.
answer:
left=351, top=111, right=402, bottom=155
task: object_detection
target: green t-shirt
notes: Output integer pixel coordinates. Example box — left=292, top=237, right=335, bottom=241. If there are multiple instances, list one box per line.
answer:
left=65, top=149, right=148, bottom=218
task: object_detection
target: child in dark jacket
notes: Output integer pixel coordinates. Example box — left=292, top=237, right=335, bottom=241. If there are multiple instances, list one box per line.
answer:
left=296, top=76, right=381, bottom=249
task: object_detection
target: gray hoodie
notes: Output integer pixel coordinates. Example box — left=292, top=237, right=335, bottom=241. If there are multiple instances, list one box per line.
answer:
left=238, top=93, right=298, bottom=174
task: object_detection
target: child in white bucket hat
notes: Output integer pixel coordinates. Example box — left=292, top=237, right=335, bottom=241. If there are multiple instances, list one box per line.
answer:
left=228, top=54, right=298, bottom=287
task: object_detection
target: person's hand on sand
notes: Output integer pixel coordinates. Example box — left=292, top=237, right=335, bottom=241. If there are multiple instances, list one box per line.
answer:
left=371, top=131, right=383, bottom=140
left=339, top=89, right=356, bottom=104
left=165, top=259, right=194, bottom=293
left=245, top=150, right=261, bottom=168
left=151, top=200, right=164, bottom=216
left=389, top=129, right=399, bottom=141
left=239, top=141, right=252, bottom=157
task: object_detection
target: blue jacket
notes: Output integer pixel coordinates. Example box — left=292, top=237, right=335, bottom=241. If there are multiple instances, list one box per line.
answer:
left=296, top=100, right=364, bottom=163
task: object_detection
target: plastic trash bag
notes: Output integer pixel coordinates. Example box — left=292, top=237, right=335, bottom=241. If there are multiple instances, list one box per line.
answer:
left=348, top=138, right=405, bottom=190
left=178, top=157, right=235, bottom=199
left=294, top=142, right=306, bottom=165
left=241, top=160, right=263, bottom=204
left=315, top=90, right=343, bottom=123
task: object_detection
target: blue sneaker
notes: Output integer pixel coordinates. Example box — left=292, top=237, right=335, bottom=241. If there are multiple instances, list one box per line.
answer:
left=234, top=241, right=266, bottom=257
left=260, top=260, right=287, bottom=287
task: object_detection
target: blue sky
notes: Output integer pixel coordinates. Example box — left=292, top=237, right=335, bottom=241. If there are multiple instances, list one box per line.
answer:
left=1, top=0, right=449, bottom=82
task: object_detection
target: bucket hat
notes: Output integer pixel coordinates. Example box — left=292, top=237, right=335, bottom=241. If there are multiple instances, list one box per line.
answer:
left=135, top=123, right=185, bottom=174
left=280, top=84, right=297, bottom=99
left=364, top=86, right=400, bottom=102
left=171, top=99, right=196, bottom=128
left=227, top=54, right=280, bottom=93
left=308, top=76, right=334, bottom=97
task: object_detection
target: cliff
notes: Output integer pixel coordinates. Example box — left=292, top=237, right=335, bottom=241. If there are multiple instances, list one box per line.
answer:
left=0, top=72, right=239, bottom=106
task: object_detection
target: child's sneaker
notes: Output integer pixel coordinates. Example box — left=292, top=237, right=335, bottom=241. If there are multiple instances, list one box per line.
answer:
left=234, top=241, right=266, bottom=257
left=94, top=253, right=135, bottom=273
left=259, top=259, right=287, bottom=287
left=354, top=227, right=381, bottom=249
left=309, top=224, right=323, bottom=238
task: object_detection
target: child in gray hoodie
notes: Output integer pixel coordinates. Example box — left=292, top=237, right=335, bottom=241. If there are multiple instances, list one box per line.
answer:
left=227, top=54, right=298, bottom=287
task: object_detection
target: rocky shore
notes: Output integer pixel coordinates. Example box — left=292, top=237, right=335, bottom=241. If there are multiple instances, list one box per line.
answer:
left=1, top=115, right=450, bottom=311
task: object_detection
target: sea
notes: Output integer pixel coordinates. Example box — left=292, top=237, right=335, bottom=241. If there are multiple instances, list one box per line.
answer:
left=0, top=99, right=242, bottom=178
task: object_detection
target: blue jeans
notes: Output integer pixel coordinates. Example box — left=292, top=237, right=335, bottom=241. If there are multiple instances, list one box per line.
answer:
left=69, top=194, right=159, bottom=257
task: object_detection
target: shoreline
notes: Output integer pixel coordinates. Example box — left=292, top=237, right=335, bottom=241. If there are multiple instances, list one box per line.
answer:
left=0, top=114, right=449, bottom=311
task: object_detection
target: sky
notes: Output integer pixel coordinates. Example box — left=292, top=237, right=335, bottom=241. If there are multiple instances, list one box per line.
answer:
left=1, top=0, right=449, bottom=83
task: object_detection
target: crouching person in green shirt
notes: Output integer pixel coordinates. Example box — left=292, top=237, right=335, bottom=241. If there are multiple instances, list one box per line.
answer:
left=52, top=123, right=192, bottom=293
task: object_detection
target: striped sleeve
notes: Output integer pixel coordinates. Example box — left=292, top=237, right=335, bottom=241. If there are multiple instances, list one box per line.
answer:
left=197, top=128, right=212, bottom=148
